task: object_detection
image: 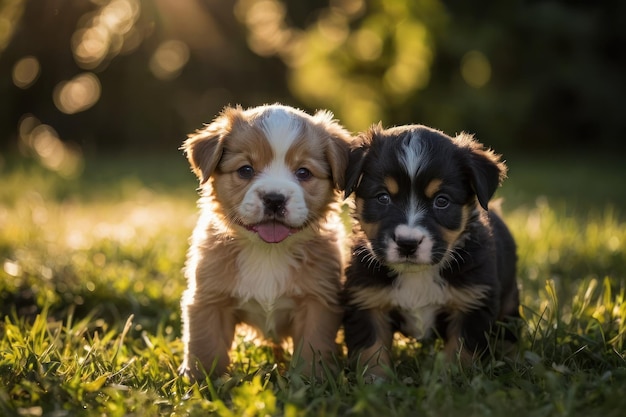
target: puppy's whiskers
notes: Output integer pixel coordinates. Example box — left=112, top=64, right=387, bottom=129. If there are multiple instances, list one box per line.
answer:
left=223, top=207, right=247, bottom=228
left=353, top=246, right=383, bottom=271
left=364, top=253, right=381, bottom=271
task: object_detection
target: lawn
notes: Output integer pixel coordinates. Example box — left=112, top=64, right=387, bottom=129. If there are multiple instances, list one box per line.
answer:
left=0, top=153, right=625, bottom=417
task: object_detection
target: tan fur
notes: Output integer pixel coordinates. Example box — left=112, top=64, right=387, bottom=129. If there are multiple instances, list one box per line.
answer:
left=443, top=284, right=492, bottom=363
left=424, top=178, right=443, bottom=199
left=442, top=311, right=470, bottom=362
left=439, top=205, right=471, bottom=249
left=446, top=284, right=491, bottom=313
left=356, top=309, right=393, bottom=377
left=384, top=176, right=399, bottom=195
left=283, top=134, right=339, bottom=223
left=349, top=286, right=392, bottom=310
left=180, top=104, right=351, bottom=380
left=355, top=197, right=380, bottom=239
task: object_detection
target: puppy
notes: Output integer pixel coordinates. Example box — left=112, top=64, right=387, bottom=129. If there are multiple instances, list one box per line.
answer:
left=343, top=124, right=519, bottom=376
left=180, top=104, right=351, bottom=379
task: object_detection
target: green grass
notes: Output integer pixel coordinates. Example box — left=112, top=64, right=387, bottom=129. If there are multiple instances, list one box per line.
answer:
left=1, top=154, right=625, bottom=416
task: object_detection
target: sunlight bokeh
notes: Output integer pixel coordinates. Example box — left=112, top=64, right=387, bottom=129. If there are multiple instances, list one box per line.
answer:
left=234, top=0, right=292, bottom=57
left=149, top=40, right=190, bottom=80
left=71, top=0, right=140, bottom=69
left=349, top=28, right=383, bottom=62
left=12, top=55, right=40, bottom=89
left=1, top=0, right=623, bottom=160
left=383, top=20, right=431, bottom=96
left=53, top=72, right=101, bottom=115
left=236, top=0, right=444, bottom=131
left=0, top=0, right=25, bottom=53
left=461, top=50, right=492, bottom=89
left=18, top=115, right=83, bottom=178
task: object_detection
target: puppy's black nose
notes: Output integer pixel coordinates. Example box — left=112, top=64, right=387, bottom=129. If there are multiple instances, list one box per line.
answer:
left=263, top=192, right=287, bottom=215
left=396, top=239, right=419, bottom=257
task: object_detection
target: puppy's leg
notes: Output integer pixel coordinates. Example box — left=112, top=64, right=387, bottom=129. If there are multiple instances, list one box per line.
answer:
left=181, top=298, right=236, bottom=380
left=290, top=297, right=342, bottom=378
left=442, top=307, right=493, bottom=365
left=344, top=307, right=393, bottom=378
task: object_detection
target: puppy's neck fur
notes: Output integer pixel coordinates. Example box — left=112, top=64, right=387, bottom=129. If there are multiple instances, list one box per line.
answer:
left=391, top=267, right=448, bottom=310
left=234, top=240, right=303, bottom=308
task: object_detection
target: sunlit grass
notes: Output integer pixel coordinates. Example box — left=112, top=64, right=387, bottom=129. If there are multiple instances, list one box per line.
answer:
left=0, top=171, right=193, bottom=329
left=1, top=156, right=625, bottom=416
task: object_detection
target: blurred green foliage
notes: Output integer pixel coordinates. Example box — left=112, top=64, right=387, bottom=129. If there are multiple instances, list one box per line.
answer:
left=1, top=0, right=625, bottom=162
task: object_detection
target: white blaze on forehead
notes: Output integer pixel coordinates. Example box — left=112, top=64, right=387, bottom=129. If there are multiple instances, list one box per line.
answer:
left=238, top=106, right=310, bottom=227
left=399, top=132, right=424, bottom=178
left=259, top=107, right=304, bottom=159
left=256, top=107, right=305, bottom=202
left=405, top=195, right=423, bottom=227
left=399, top=133, right=425, bottom=226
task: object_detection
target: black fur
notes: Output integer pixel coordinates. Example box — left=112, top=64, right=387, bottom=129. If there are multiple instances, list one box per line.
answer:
left=343, top=124, right=519, bottom=373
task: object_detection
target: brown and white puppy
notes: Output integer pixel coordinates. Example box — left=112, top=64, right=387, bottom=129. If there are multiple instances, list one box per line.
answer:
left=343, top=124, right=519, bottom=376
left=180, top=104, right=351, bottom=380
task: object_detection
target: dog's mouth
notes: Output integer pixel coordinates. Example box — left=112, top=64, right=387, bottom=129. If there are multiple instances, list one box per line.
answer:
left=243, top=221, right=300, bottom=243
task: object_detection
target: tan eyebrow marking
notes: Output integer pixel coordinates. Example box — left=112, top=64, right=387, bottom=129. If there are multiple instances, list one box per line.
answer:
left=384, top=176, right=399, bottom=195
left=424, top=178, right=443, bottom=199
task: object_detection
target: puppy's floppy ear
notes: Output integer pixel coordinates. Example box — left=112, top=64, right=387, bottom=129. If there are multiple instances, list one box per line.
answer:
left=344, top=124, right=378, bottom=198
left=457, top=132, right=507, bottom=210
left=181, top=106, right=240, bottom=184
left=313, top=110, right=352, bottom=190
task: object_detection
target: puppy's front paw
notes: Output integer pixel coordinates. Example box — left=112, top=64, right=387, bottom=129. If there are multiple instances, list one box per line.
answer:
left=363, top=372, right=388, bottom=384
left=179, top=365, right=201, bottom=383
left=178, top=359, right=213, bottom=383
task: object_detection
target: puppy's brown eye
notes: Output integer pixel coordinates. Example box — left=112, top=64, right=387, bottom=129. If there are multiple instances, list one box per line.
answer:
left=377, top=193, right=391, bottom=205
left=237, top=165, right=255, bottom=179
left=295, top=167, right=312, bottom=181
left=434, top=195, right=450, bottom=209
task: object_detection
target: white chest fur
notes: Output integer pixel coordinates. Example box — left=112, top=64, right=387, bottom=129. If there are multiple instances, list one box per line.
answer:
left=390, top=267, right=450, bottom=339
left=233, top=242, right=301, bottom=304
left=232, top=242, right=301, bottom=337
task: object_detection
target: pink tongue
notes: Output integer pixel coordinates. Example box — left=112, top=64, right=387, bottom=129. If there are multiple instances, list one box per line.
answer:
left=254, top=222, right=292, bottom=243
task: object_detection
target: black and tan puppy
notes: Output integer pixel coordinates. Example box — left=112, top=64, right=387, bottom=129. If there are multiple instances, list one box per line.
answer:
left=343, top=124, right=519, bottom=376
